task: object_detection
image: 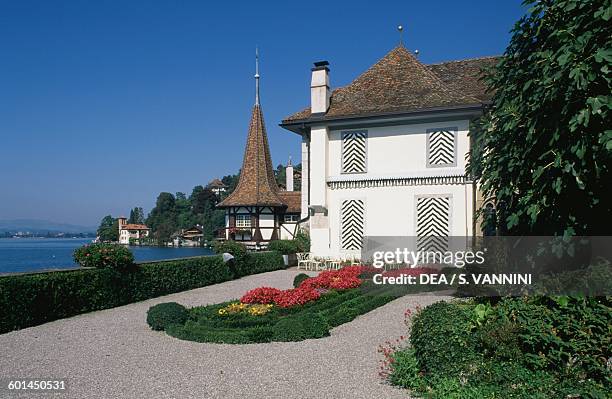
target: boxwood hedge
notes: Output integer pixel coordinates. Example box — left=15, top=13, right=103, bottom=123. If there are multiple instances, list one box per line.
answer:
left=0, top=250, right=286, bottom=334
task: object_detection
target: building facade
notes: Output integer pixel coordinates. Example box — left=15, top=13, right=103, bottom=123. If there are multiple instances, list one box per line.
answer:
left=281, top=46, right=497, bottom=258
left=117, top=217, right=150, bottom=245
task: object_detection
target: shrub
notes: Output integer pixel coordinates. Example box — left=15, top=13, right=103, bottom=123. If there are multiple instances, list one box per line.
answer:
left=272, top=312, right=328, bottom=341
left=477, top=319, right=522, bottom=361
left=294, top=229, right=310, bottom=252
left=494, top=296, right=612, bottom=382
left=387, top=297, right=611, bottom=398
left=73, top=243, right=134, bottom=270
left=212, top=240, right=247, bottom=258
left=293, top=273, right=310, bottom=288
left=147, top=302, right=189, bottom=331
left=1, top=255, right=236, bottom=334
left=267, top=240, right=299, bottom=255
left=410, top=301, right=480, bottom=377
left=233, top=251, right=285, bottom=277
left=388, top=349, right=423, bottom=391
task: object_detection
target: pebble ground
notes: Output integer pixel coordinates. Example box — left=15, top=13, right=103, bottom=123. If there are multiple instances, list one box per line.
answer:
left=0, top=268, right=451, bottom=399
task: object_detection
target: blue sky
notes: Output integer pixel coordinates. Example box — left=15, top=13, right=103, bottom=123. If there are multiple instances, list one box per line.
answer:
left=0, top=0, right=526, bottom=227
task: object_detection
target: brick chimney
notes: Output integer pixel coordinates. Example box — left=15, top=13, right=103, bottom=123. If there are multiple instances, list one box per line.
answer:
left=311, top=61, right=330, bottom=114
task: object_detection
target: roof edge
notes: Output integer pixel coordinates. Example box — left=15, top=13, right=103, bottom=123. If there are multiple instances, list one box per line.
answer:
left=280, top=103, right=486, bottom=129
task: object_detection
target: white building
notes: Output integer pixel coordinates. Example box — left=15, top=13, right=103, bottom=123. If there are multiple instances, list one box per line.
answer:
left=206, top=179, right=228, bottom=196
left=118, top=217, right=150, bottom=245
left=280, top=46, right=497, bottom=258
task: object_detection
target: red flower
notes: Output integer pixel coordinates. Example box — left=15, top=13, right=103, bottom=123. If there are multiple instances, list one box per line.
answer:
left=299, top=267, right=365, bottom=290
left=240, top=287, right=283, bottom=304
left=273, top=287, right=321, bottom=308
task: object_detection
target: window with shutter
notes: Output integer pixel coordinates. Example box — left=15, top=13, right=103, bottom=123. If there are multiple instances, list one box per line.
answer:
left=427, top=128, right=457, bottom=167
left=416, top=195, right=451, bottom=252
left=341, top=130, right=367, bottom=173
left=340, top=199, right=365, bottom=250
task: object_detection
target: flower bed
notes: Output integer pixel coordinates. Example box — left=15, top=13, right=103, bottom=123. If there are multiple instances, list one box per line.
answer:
left=148, top=266, right=443, bottom=344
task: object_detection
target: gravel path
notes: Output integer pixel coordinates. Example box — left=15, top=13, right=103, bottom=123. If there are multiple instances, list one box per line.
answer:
left=0, top=269, right=451, bottom=399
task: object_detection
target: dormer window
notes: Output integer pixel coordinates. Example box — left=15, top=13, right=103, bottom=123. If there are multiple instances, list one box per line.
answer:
left=341, top=130, right=367, bottom=173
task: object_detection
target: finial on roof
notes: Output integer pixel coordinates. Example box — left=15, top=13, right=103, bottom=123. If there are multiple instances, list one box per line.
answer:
left=397, top=25, right=404, bottom=46
left=255, top=47, right=260, bottom=106
left=288, top=155, right=292, bottom=167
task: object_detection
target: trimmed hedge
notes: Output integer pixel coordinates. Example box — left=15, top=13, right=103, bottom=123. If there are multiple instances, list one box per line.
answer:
left=0, top=251, right=287, bottom=334
left=293, top=273, right=310, bottom=288
left=146, top=302, right=189, bottom=331
left=234, top=251, right=285, bottom=277
left=267, top=240, right=299, bottom=255
left=164, top=283, right=404, bottom=344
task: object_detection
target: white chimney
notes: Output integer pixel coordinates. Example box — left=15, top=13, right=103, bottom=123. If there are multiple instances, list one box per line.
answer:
left=286, top=157, right=294, bottom=192
left=311, top=61, right=330, bottom=114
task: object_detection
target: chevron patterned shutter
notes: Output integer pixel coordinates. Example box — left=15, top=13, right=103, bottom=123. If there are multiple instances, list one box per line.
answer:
left=428, top=129, right=455, bottom=166
left=341, top=131, right=367, bottom=173
left=340, top=199, right=365, bottom=250
left=416, top=196, right=450, bottom=252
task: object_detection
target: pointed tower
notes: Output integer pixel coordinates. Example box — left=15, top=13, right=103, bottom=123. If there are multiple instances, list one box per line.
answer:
left=218, top=49, right=286, bottom=244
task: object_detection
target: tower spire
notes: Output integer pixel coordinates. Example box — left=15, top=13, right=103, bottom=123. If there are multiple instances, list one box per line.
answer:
left=255, top=47, right=260, bottom=106
left=398, top=25, right=404, bottom=47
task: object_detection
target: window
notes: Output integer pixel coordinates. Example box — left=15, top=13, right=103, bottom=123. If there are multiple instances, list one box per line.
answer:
left=284, top=214, right=299, bottom=223
left=341, top=130, right=367, bottom=173
left=416, top=195, right=451, bottom=252
left=236, top=215, right=251, bottom=228
left=427, top=128, right=457, bottom=167
left=340, top=199, right=365, bottom=250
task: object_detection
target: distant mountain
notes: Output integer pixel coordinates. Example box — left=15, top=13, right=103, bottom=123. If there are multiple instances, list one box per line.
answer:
left=0, top=219, right=96, bottom=233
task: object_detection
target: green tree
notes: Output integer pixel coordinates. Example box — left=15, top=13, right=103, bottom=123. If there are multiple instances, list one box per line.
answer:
left=475, top=0, right=611, bottom=236
left=146, top=192, right=178, bottom=245
left=175, top=192, right=196, bottom=229
left=190, top=186, right=217, bottom=214
left=221, top=173, right=240, bottom=195
left=128, top=207, right=145, bottom=224
left=97, top=215, right=118, bottom=242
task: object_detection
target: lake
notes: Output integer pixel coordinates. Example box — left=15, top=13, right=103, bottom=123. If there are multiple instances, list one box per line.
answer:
left=0, top=238, right=215, bottom=274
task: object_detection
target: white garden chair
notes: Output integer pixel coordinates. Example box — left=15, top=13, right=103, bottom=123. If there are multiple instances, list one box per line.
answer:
left=296, top=253, right=321, bottom=271
left=325, top=259, right=341, bottom=270
left=296, top=252, right=309, bottom=270
left=341, top=254, right=361, bottom=267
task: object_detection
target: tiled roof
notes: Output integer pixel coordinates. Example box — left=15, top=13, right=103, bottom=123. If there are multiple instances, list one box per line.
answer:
left=207, top=178, right=227, bottom=188
left=121, top=224, right=149, bottom=230
left=218, top=105, right=285, bottom=208
left=282, top=46, right=499, bottom=123
left=278, top=191, right=301, bottom=213
left=428, top=56, right=499, bottom=102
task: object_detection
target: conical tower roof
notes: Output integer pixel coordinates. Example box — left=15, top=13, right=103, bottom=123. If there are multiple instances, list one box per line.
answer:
left=217, top=104, right=285, bottom=208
